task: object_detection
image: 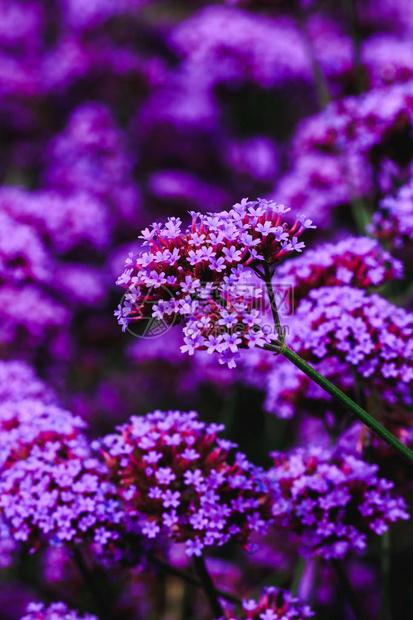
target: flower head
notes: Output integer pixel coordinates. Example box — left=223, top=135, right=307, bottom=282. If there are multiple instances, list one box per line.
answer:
left=218, top=586, right=314, bottom=620
left=116, top=198, right=314, bottom=366
left=275, top=236, right=403, bottom=309
left=269, top=446, right=409, bottom=559
left=0, top=401, right=124, bottom=550
left=21, top=602, right=97, bottom=620
left=99, top=409, right=273, bottom=555
left=370, top=179, right=413, bottom=249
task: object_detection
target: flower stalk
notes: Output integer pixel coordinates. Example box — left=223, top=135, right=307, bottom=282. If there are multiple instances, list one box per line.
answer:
left=193, top=554, right=224, bottom=617
left=262, top=277, right=413, bottom=466
left=149, top=554, right=241, bottom=606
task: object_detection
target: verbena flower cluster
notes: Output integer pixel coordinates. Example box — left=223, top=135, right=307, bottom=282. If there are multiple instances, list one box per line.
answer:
left=269, top=447, right=409, bottom=559
left=0, top=399, right=124, bottom=549
left=115, top=198, right=314, bottom=367
left=20, top=602, right=97, bottom=620
left=0, top=399, right=85, bottom=467
left=0, top=187, right=111, bottom=254
left=274, top=81, right=413, bottom=225
left=0, top=360, right=57, bottom=404
left=240, top=282, right=413, bottom=422
left=290, top=286, right=413, bottom=390
left=2, top=0, right=413, bottom=616
left=370, top=180, right=413, bottom=248
left=218, top=587, right=314, bottom=620
left=99, top=409, right=274, bottom=556
left=43, top=103, right=141, bottom=224
left=274, top=236, right=403, bottom=306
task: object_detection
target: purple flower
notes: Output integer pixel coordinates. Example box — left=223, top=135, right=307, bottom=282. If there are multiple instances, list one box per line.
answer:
left=0, top=400, right=124, bottom=550
left=115, top=198, right=314, bottom=367
left=21, top=601, right=98, bottom=620
left=370, top=179, right=413, bottom=249
left=219, top=586, right=314, bottom=619
left=43, top=103, right=141, bottom=224
left=269, top=446, right=409, bottom=559
left=99, top=410, right=273, bottom=551
left=274, top=236, right=403, bottom=310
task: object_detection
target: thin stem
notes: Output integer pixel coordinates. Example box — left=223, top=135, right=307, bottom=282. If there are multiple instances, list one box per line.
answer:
left=296, top=4, right=331, bottom=109
left=341, top=0, right=365, bottom=94
left=72, top=548, right=115, bottom=620
left=262, top=342, right=413, bottom=466
left=149, top=554, right=241, bottom=605
left=349, top=195, right=371, bottom=235
left=193, top=554, right=224, bottom=618
left=331, top=559, right=364, bottom=620
left=291, top=557, right=306, bottom=598
left=263, top=265, right=285, bottom=343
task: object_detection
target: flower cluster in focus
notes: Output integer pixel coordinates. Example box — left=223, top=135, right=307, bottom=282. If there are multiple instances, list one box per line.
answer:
left=115, top=198, right=315, bottom=367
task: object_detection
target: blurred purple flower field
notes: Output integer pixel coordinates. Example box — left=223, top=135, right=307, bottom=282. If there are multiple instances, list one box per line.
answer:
left=1, top=0, right=413, bottom=618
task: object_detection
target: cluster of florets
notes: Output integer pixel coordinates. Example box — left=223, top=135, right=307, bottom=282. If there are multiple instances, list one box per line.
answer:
left=293, top=81, right=413, bottom=159
left=273, top=148, right=373, bottom=228
left=169, top=7, right=312, bottom=90
left=370, top=180, right=413, bottom=248
left=115, top=198, right=315, bottom=367
left=289, top=286, right=413, bottom=389
left=43, top=103, right=141, bottom=224
left=243, top=282, right=413, bottom=420
left=20, top=602, right=97, bottom=620
left=269, top=447, right=409, bottom=559
left=99, top=409, right=274, bottom=556
left=0, top=187, right=111, bottom=255
left=275, top=236, right=402, bottom=308
left=0, top=284, right=69, bottom=355
left=0, top=185, right=111, bottom=358
left=218, top=587, right=314, bottom=620
left=0, top=210, right=51, bottom=285
left=362, top=36, right=413, bottom=88
left=0, top=401, right=123, bottom=549
left=0, top=399, right=85, bottom=468
left=0, top=360, right=57, bottom=404
left=169, top=6, right=356, bottom=96
left=273, top=81, right=413, bottom=227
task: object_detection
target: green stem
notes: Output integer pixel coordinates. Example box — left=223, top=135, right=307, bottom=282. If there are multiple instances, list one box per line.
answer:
left=341, top=0, right=365, bottom=94
left=263, top=265, right=285, bottom=343
left=263, top=342, right=413, bottom=466
left=350, top=195, right=371, bottom=235
left=291, top=557, right=306, bottom=597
